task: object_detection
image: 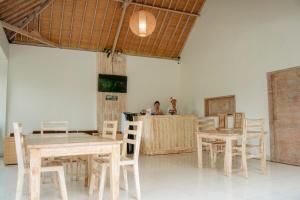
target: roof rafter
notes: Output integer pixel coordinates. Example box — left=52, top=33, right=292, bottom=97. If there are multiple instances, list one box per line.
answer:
left=111, top=0, right=130, bottom=58
left=114, top=0, right=199, bottom=17
left=1, top=20, right=58, bottom=47
left=9, top=0, right=54, bottom=41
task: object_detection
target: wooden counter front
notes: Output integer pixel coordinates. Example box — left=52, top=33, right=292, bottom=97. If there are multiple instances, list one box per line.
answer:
left=137, top=115, right=197, bottom=155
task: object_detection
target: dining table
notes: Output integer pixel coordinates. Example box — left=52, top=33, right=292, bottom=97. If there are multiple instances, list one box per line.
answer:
left=196, top=129, right=266, bottom=177
left=25, top=133, right=122, bottom=200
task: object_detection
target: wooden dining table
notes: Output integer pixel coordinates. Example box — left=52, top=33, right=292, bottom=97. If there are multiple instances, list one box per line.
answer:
left=25, top=133, right=122, bottom=200
left=196, top=129, right=265, bottom=176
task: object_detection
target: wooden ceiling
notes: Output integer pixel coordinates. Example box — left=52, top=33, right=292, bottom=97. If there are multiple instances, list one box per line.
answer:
left=0, top=0, right=205, bottom=60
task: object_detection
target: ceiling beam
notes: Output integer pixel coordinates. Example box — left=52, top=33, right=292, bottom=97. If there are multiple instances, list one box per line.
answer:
left=1, top=20, right=58, bottom=47
left=111, top=0, right=130, bottom=58
left=113, top=0, right=199, bottom=17
left=9, top=0, right=54, bottom=40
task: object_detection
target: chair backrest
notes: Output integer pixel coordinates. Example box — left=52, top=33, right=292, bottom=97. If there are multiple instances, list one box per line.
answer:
left=102, top=120, right=118, bottom=139
left=13, top=122, right=26, bottom=171
left=121, top=121, right=143, bottom=162
left=41, top=121, right=69, bottom=134
left=197, top=117, right=216, bottom=131
left=218, top=113, right=228, bottom=129
left=233, top=112, right=245, bottom=129
left=242, top=118, right=264, bottom=141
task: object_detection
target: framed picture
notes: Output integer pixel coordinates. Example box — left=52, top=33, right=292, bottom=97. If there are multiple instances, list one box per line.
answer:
left=205, top=95, right=236, bottom=116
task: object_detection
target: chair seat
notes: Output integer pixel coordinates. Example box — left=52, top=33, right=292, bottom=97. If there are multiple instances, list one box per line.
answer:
left=93, top=156, right=135, bottom=166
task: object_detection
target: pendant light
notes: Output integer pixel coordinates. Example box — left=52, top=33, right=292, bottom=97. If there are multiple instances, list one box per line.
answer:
left=129, top=3, right=156, bottom=37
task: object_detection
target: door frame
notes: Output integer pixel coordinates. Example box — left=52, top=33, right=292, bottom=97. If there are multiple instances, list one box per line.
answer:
left=267, top=66, right=300, bottom=162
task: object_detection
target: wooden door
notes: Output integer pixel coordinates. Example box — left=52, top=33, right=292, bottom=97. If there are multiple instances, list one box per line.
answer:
left=268, top=66, right=300, bottom=165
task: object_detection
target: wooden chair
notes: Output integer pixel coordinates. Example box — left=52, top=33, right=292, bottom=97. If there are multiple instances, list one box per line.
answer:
left=13, top=122, right=68, bottom=200
left=89, top=121, right=143, bottom=200
left=218, top=113, right=228, bottom=129
left=198, top=118, right=225, bottom=168
left=102, top=120, right=118, bottom=139
left=41, top=121, right=69, bottom=134
left=41, top=121, right=82, bottom=181
left=232, top=119, right=267, bottom=177
left=233, top=113, right=245, bottom=129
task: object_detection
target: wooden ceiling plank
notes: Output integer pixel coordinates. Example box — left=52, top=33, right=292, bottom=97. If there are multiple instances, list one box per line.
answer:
left=176, top=0, right=206, bottom=57
left=111, top=0, right=130, bottom=58
left=103, top=1, right=118, bottom=49
left=88, top=0, right=100, bottom=49
left=0, top=0, right=27, bottom=17
left=58, top=0, right=65, bottom=45
left=148, top=0, right=173, bottom=54
left=77, top=0, right=88, bottom=48
left=142, top=0, right=164, bottom=54
left=114, top=0, right=199, bottom=17
left=96, top=0, right=110, bottom=50
left=171, top=1, right=198, bottom=58
left=68, top=0, right=76, bottom=47
left=161, top=0, right=190, bottom=56
left=153, top=0, right=181, bottom=55
left=120, top=4, right=137, bottom=50
left=1, top=20, right=58, bottom=47
left=5, top=1, right=40, bottom=23
left=48, top=1, right=54, bottom=40
left=9, top=0, right=54, bottom=40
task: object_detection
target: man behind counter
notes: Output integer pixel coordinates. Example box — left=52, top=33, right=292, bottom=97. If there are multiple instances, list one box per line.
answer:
left=152, top=101, right=164, bottom=115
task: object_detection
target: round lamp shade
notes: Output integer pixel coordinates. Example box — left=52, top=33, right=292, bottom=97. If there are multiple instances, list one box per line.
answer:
left=129, top=10, right=156, bottom=37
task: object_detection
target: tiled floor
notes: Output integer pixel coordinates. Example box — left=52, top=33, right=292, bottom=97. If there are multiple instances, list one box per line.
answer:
left=1, top=153, right=300, bottom=200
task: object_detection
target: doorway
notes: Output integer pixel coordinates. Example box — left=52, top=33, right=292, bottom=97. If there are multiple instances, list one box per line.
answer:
left=268, top=66, right=300, bottom=165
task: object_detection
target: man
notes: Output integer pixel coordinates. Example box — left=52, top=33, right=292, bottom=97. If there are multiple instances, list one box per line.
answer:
left=168, top=97, right=178, bottom=115
left=152, top=101, right=164, bottom=115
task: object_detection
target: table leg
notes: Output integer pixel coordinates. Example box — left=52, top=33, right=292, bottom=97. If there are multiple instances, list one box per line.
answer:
left=197, top=135, right=203, bottom=168
left=85, top=155, right=92, bottom=187
left=224, top=138, right=232, bottom=176
left=110, top=144, right=120, bottom=200
left=29, top=148, right=41, bottom=200
left=260, top=134, right=267, bottom=173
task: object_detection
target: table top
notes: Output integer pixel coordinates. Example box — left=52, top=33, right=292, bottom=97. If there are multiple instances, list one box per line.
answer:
left=25, top=133, right=122, bottom=149
left=197, top=129, right=264, bottom=139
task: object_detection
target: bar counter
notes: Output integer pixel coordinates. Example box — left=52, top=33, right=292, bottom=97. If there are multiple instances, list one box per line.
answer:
left=137, top=115, right=197, bottom=155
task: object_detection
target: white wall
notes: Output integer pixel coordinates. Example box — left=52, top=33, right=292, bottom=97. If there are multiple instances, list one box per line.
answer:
left=0, top=24, right=9, bottom=155
left=127, top=56, right=180, bottom=113
left=180, top=0, right=300, bottom=157
left=7, top=45, right=180, bottom=133
left=7, top=45, right=97, bottom=133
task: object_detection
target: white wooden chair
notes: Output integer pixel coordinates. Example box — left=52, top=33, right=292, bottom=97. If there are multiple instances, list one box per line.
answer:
left=102, top=120, right=118, bottom=139
left=41, top=121, right=69, bottom=134
left=41, top=121, right=82, bottom=181
left=89, top=121, right=143, bottom=200
left=198, top=118, right=225, bottom=168
left=232, top=119, right=267, bottom=177
left=13, top=122, right=68, bottom=200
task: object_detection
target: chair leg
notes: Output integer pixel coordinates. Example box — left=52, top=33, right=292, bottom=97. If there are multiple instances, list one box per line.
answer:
left=51, top=172, right=59, bottom=189
left=57, top=168, right=68, bottom=200
left=98, top=165, right=107, bottom=200
left=260, top=135, right=267, bottom=174
left=16, top=172, right=24, bottom=200
left=89, top=162, right=97, bottom=196
left=241, top=146, right=248, bottom=178
left=209, top=145, right=214, bottom=168
left=133, top=164, right=141, bottom=200
left=122, top=166, right=128, bottom=191
left=76, top=161, right=80, bottom=181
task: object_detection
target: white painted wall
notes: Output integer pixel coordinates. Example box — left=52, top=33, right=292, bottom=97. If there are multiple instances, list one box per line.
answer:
left=7, top=45, right=180, bottom=133
left=127, top=55, right=180, bottom=114
left=180, top=0, right=300, bottom=157
left=7, top=45, right=97, bottom=133
left=0, top=24, right=9, bottom=155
